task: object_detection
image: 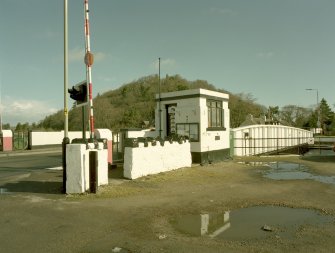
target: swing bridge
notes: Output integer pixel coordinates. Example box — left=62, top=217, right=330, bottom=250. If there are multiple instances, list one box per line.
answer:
left=231, top=125, right=334, bottom=156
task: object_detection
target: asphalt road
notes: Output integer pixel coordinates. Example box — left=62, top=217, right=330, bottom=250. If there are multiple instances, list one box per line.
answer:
left=0, top=152, right=62, bottom=182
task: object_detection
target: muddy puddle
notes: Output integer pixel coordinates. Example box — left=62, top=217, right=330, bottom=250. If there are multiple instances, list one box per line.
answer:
left=172, top=206, right=333, bottom=240
left=241, top=161, right=335, bottom=185
left=263, top=162, right=335, bottom=184
left=304, top=149, right=335, bottom=156
left=0, top=188, right=10, bottom=195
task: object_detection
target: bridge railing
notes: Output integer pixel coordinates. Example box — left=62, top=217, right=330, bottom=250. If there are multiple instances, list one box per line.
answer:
left=231, top=124, right=314, bottom=156
left=232, top=136, right=311, bottom=156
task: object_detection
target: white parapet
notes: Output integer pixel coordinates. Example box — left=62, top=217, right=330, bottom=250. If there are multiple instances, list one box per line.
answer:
left=123, top=141, right=192, bottom=179
left=66, top=143, right=108, bottom=194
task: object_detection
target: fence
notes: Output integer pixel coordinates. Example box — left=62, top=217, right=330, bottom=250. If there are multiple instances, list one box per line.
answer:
left=231, top=125, right=313, bottom=156
left=13, top=131, right=29, bottom=150
left=112, top=132, right=122, bottom=162
left=232, top=136, right=312, bottom=156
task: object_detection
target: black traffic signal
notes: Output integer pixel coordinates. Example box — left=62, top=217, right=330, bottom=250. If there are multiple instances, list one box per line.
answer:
left=68, top=81, right=88, bottom=107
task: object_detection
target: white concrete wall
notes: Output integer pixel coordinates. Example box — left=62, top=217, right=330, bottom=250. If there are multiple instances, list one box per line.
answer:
left=29, top=131, right=89, bottom=147
left=232, top=125, right=313, bottom=156
left=94, top=129, right=113, bottom=164
left=1, top=130, right=13, bottom=137
left=126, top=129, right=157, bottom=138
left=94, top=129, right=112, bottom=140
left=97, top=146, right=108, bottom=186
left=118, top=129, right=158, bottom=156
left=124, top=141, right=192, bottom=179
left=66, top=143, right=108, bottom=194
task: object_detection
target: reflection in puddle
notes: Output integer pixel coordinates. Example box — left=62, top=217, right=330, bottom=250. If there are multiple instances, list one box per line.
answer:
left=0, top=188, right=10, bottom=194
left=173, top=211, right=230, bottom=237
left=263, top=162, right=335, bottom=185
left=305, top=149, right=335, bottom=156
left=173, top=206, right=333, bottom=240
left=241, top=161, right=335, bottom=185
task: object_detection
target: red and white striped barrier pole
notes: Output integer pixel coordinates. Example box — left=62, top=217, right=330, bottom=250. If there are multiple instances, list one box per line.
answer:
left=84, top=0, right=95, bottom=140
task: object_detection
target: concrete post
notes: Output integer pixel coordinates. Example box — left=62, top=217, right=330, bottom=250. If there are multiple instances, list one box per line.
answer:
left=62, top=137, right=70, bottom=193
left=89, top=150, right=98, bottom=193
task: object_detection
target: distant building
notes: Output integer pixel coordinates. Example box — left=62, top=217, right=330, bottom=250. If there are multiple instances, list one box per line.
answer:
left=240, top=114, right=265, bottom=127
left=240, top=114, right=285, bottom=127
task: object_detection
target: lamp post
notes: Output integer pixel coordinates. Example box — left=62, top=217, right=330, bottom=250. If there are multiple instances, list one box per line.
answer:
left=305, top=88, right=320, bottom=130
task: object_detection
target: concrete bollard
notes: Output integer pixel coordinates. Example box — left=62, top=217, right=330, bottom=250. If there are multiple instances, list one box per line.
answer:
left=62, top=137, right=70, bottom=194
left=89, top=151, right=98, bottom=193
left=66, top=143, right=108, bottom=194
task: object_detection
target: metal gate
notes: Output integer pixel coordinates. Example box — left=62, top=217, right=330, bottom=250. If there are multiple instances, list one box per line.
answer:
left=13, top=131, right=29, bottom=150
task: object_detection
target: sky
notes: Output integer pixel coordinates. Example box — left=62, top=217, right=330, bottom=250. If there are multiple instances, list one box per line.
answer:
left=1, top=0, right=335, bottom=125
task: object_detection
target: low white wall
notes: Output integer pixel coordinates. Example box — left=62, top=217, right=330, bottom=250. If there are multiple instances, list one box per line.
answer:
left=1, top=130, right=13, bottom=138
left=124, top=141, right=192, bottom=179
left=29, top=131, right=89, bottom=148
left=95, top=129, right=113, bottom=140
left=29, top=129, right=112, bottom=149
left=126, top=129, right=157, bottom=138
left=66, top=143, right=108, bottom=194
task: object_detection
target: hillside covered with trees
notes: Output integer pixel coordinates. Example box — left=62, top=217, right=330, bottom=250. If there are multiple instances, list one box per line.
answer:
left=7, top=74, right=335, bottom=135
left=37, top=74, right=266, bottom=131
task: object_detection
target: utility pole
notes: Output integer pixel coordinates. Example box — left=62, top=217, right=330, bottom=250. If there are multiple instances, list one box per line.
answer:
left=158, top=57, right=161, bottom=138
left=306, top=88, right=320, bottom=131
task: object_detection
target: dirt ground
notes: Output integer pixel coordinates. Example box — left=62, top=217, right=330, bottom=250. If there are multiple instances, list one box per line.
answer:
left=0, top=154, right=335, bottom=253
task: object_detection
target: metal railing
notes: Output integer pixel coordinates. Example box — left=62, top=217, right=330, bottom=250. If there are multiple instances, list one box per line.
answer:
left=232, top=136, right=311, bottom=156
left=13, top=131, right=29, bottom=150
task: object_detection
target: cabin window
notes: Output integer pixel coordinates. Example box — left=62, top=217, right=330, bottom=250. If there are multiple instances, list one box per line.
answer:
left=207, top=100, right=225, bottom=130
left=176, top=123, right=199, bottom=142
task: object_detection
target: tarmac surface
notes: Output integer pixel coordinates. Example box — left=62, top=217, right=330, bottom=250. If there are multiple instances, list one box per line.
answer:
left=0, top=147, right=62, bottom=157
left=0, top=149, right=334, bottom=253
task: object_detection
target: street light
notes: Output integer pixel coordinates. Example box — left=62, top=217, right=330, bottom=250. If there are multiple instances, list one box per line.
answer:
left=305, top=88, right=320, bottom=130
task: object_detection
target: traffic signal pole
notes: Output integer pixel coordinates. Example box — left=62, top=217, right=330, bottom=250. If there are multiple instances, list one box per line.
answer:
left=84, top=0, right=95, bottom=141
left=62, top=0, right=70, bottom=194
left=64, top=0, right=69, bottom=139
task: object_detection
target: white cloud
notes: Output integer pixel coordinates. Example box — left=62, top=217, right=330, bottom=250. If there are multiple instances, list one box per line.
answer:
left=45, top=30, right=59, bottom=39
left=36, top=30, right=60, bottom=40
left=210, top=7, right=237, bottom=16
left=94, top=52, right=107, bottom=62
left=98, top=75, right=116, bottom=83
left=69, top=47, right=85, bottom=62
left=257, top=52, right=275, bottom=59
left=152, top=58, right=177, bottom=70
left=0, top=97, right=58, bottom=125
